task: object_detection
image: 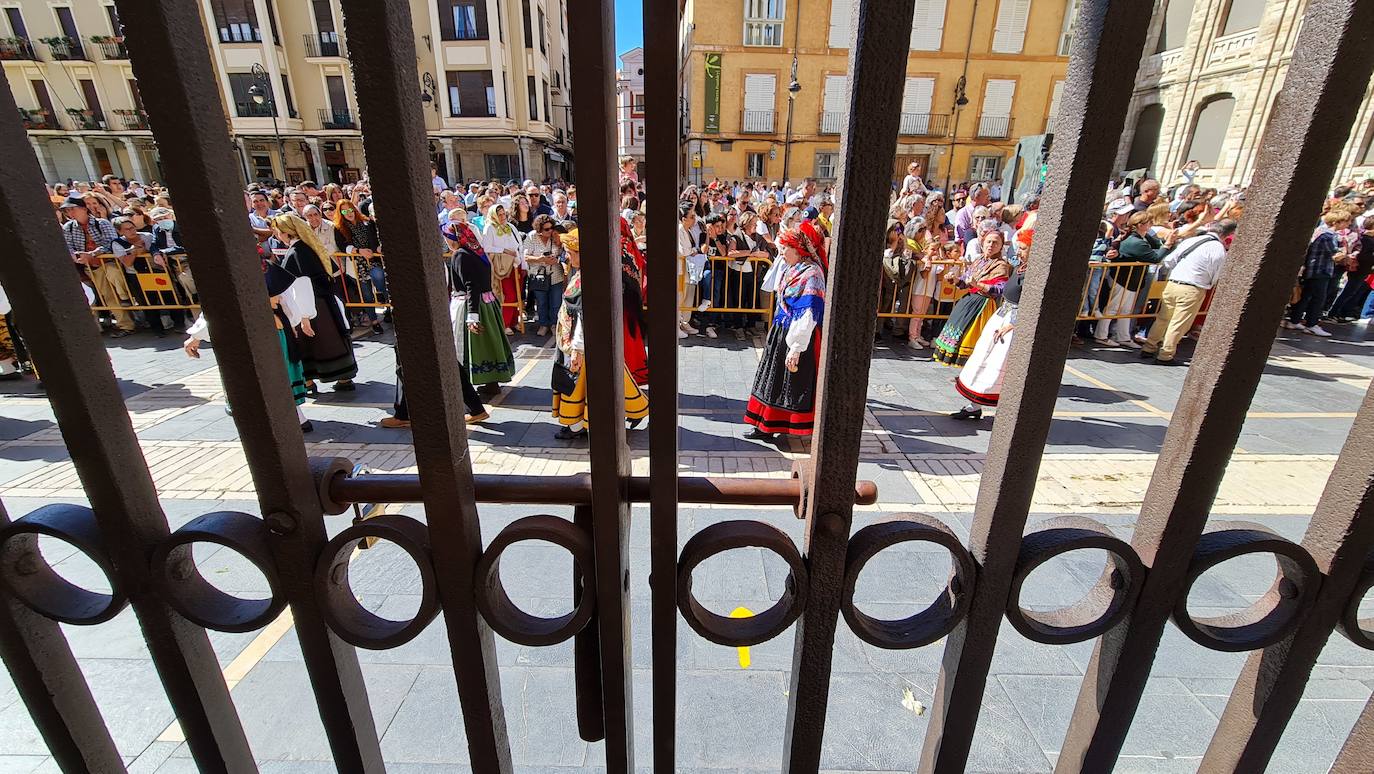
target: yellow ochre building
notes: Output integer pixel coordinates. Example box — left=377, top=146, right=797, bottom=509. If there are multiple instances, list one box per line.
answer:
left=679, top=0, right=1075, bottom=187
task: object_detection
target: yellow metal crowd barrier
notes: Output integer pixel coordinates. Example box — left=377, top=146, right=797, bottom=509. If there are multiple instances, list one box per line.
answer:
left=332, top=251, right=525, bottom=333
left=677, top=254, right=777, bottom=322
left=84, top=253, right=197, bottom=313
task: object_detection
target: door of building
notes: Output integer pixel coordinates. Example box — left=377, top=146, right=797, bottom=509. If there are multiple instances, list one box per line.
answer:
left=893, top=153, right=930, bottom=185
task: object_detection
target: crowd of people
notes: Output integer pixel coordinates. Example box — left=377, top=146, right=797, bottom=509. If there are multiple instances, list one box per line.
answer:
left=9, top=153, right=1374, bottom=447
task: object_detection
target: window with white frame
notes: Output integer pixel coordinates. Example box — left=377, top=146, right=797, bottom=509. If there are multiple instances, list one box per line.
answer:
left=747, top=151, right=766, bottom=178
left=828, top=0, right=851, bottom=48
left=1047, top=79, right=1064, bottom=132
left=969, top=155, right=1002, bottom=181
left=743, top=0, right=784, bottom=46
left=991, top=0, right=1031, bottom=54
left=977, top=79, right=1016, bottom=137
left=909, top=0, right=947, bottom=51
left=1059, top=0, right=1079, bottom=56
left=814, top=151, right=839, bottom=180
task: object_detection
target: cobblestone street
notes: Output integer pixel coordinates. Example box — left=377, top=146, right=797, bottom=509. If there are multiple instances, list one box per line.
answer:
left=2, top=323, right=1373, bottom=771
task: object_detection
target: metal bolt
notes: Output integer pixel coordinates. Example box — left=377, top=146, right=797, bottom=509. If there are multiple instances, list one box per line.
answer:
left=1109, top=569, right=1126, bottom=590
left=949, top=576, right=963, bottom=595
left=265, top=511, right=297, bottom=536
left=1278, top=577, right=1300, bottom=600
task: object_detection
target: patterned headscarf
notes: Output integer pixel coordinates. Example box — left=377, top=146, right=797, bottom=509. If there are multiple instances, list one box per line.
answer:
left=486, top=204, right=514, bottom=238
left=778, top=220, right=828, bottom=271
left=450, top=220, right=489, bottom=265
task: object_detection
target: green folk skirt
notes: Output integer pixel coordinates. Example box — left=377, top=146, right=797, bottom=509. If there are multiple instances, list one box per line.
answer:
left=466, top=296, right=516, bottom=385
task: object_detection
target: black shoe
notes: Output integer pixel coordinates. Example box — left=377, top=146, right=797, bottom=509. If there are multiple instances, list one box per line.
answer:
left=627, top=416, right=645, bottom=430
left=300, top=420, right=314, bottom=433
left=950, top=406, right=983, bottom=420
left=371, top=323, right=383, bottom=335
left=305, top=382, right=320, bottom=396
left=332, top=380, right=356, bottom=392
left=0, top=371, right=21, bottom=381
left=554, top=426, right=587, bottom=440
left=383, top=309, right=394, bottom=323
left=745, top=427, right=774, bottom=440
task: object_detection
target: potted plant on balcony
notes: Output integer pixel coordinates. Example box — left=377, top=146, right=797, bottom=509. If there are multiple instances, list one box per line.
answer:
left=0, top=36, right=28, bottom=60
left=65, top=107, right=102, bottom=130
left=89, top=35, right=114, bottom=44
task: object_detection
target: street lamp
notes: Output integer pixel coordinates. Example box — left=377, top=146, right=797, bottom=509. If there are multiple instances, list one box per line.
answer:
left=943, top=75, right=969, bottom=195
left=420, top=72, right=438, bottom=113
left=249, top=63, right=286, bottom=183
left=781, top=63, right=800, bottom=183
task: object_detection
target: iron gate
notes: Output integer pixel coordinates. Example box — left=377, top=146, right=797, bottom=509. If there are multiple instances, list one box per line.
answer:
left=1, top=0, right=1374, bottom=771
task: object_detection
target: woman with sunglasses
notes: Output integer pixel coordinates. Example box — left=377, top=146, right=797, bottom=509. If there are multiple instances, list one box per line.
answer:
left=332, top=199, right=386, bottom=334
left=522, top=214, right=565, bottom=337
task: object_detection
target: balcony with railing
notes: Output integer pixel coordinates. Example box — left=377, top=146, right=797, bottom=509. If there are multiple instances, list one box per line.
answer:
left=740, top=109, right=775, bottom=134
left=65, top=108, right=107, bottom=130
left=319, top=107, right=356, bottom=130
left=18, top=108, right=57, bottom=130
left=975, top=114, right=1014, bottom=139
left=0, top=38, right=37, bottom=60
left=235, top=100, right=276, bottom=118
left=113, top=108, right=150, bottom=131
left=819, top=110, right=844, bottom=134
left=94, top=37, right=128, bottom=59
left=40, top=36, right=86, bottom=61
left=303, top=32, right=345, bottom=58
left=900, top=112, right=949, bottom=137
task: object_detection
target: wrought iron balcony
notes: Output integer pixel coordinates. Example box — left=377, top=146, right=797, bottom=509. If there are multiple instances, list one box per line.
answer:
left=66, top=108, right=107, bottom=130
left=975, top=114, right=1014, bottom=139
left=303, top=32, right=345, bottom=58
left=740, top=109, right=775, bottom=134
left=113, top=108, right=150, bottom=131
left=899, top=112, right=949, bottom=137
left=41, top=36, right=86, bottom=61
left=0, top=38, right=37, bottom=60
left=95, top=38, right=128, bottom=59
left=235, top=101, right=277, bottom=118
left=319, top=108, right=356, bottom=130
left=18, top=108, right=57, bottom=130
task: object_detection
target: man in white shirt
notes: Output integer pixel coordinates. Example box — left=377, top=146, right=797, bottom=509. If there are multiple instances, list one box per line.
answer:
left=1141, top=219, right=1237, bottom=364
left=431, top=166, right=447, bottom=193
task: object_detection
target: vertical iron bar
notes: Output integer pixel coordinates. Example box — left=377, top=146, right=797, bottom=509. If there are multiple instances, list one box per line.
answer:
left=114, top=2, right=385, bottom=768
left=780, top=0, right=914, bottom=768
left=917, top=2, right=1153, bottom=771
left=0, top=76, right=255, bottom=771
left=1057, top=1, right=1374, bottom=769
left=1201, top=385, right=1374, bottom=769
left=643, top=0, right=681, bottom=764
left=572, top=504, right=606, bottom=741
left=1331, top=695, right=1374, bottom=774
left=0, top=503, right=123, bottom=772
left=336, top=1, right=513, bottom=770
left=567, top=1, right=635, bottom=768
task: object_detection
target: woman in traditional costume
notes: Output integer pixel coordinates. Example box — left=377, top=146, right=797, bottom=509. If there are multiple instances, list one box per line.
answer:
left=950, top=231, right=1031, bottom=420
left=270, top=213, right=358, bottom=392
left=744, top=221, right=827, bottom=439
left=183, top=262, right=313, bottom=432
left=480, top=204, right=525, bottom=334
left=619, top=217, right=650, bottom=386
left=449, top=221, right=516, bottom=392
left=551, top=228, right=650, bottom=440
left=931, top=229, right=1012, bottom=368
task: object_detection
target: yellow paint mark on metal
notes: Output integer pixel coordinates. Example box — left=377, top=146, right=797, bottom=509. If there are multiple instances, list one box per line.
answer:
left=731, top=607, right=754, bottom=668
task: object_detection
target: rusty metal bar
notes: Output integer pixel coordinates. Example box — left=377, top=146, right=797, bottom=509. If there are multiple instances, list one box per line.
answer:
left=1057, top=1, right=1374, bottom=769
left=0, top=69, right=255, bottom=771
left=337, top=1, right=512, bottom=770
left=114, top=2, right=386, bottom=768
left=572, top=504, right=606, bottom=742
left=0, top=503, right=122, bottom=772
left=1201, top=390, right=1374, bottom=768
left=1331, top=694, right=1374, bottom=773
left=643, top=0, right=681, bottom=762
left=567, top=0, right=635, bottom=767
left=917, top=2, right=1154, bottom=771
left=781, top=0, right=914, bottom=768
left=328, top=473, right=878, bottom=507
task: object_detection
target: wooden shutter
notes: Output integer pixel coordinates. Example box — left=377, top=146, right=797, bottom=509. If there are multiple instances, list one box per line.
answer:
left=902, top=77, right=934, bottom=114
left=744, top=73, right=775, bottom=111
left=1048, top=79, right=1064, bottom=128
left=982, top=78, right=1015, bottom=116
left=992, top=0, right=1031, bottom=53
left=828, top=0, right=851, bottom=48
left=909, top=0, right=947, bottom=51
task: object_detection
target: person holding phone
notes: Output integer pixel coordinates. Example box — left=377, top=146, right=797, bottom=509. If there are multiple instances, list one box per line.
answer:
left=522, top=214, right=566, bottom=337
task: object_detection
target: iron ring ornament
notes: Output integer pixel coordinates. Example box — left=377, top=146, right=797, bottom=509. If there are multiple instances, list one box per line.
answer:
left=0, top=504, right=128, bottom=625
left=677, top=520, right=808, bottom=646
left=1338, top=554, right=1374, bottom=650
left=150, top=511, right=287, bottom=633
left=1005, top=516, right=1145, bottom=645
left=1170, top=522, right=1320, bottom=652
left=314, top=514, right=440, bottom=649
left=841, top=513, right=976, bottom=649
left=474, top=515, right=596, bottom=646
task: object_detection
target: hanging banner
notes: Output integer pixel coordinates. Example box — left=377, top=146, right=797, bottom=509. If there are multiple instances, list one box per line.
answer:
left=704, top=53, right=721, bottom=134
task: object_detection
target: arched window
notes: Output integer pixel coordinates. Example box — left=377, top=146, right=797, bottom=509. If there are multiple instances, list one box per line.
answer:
left=1186, top=94, right=1236, bottom=167
left=1155, top=0, right=1195, bottom=52
left=1126, top=103, right=1165, bottom=172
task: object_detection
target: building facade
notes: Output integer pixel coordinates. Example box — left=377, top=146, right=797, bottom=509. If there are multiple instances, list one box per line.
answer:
left=3, top=0, right=572, bottom=186
left=1117, top=0, right=1374, bottom=187
left=678, top=0, right=1074, bottom=186
left=617, top=47, right=645, bottom=163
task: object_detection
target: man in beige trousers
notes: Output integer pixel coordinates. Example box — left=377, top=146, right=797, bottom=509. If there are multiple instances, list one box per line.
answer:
left=1141, top=219, right=1236, bottom=364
